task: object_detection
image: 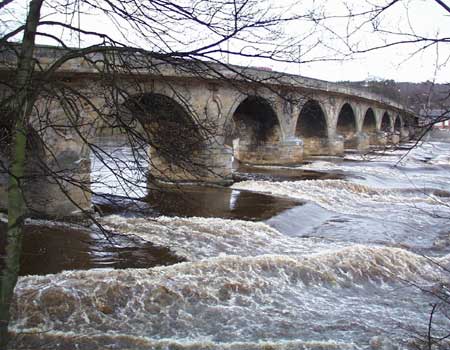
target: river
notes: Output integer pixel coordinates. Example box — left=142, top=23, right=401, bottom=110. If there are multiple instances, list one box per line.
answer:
left=6, top=134, right=450, bottom=349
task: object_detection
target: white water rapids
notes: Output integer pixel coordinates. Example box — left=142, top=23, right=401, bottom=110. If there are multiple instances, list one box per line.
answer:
left=9, top=137, right=450, bottom=349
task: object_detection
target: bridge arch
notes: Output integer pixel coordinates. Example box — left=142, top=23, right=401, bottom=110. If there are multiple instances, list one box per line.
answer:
left=226, top=95, right=282, bottom=164
left=231, top=95, right=280, bottom=143
left=125, top=92, right=202, bottom=155
left=336, top=102, right=357, bottom=148
left=380, top=112, right=392, bottom=132
left=362, top=108, right=377, bottom=133
left=403, top=116, right=410, bottom=128
left=362, top=108, right=377, bottom=145
left=0, top=119, right=46, bottom=162
left=0, top=106, right=86, bottom=216
left=394, top=115, right=402, bottom=132
left=295, top=99, right=328, bottom=156
left=296, top=99, right=328, bottom=138
left=122, top=92, right=214, bottom=182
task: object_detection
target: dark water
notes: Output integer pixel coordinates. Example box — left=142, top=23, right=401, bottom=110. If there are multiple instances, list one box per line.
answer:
left=1, top=184, right=303, bottom=276
left=0, top=222, right=184, bottom=276
left=95, top=186, right=301, bottom=221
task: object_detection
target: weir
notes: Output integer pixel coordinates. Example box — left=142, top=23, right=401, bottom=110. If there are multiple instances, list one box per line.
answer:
left=0, top=46, right=420, bottom=218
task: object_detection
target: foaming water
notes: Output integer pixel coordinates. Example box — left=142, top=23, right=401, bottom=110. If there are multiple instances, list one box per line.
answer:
left=232, top=179, right=450, bottom=252
left=10, top=246, right=450, bottom=349
left=90, top=135, right=148, bottom=198
left=9, top=138, right=450, bottom=349
left=10, top=335, right=361, bottom=350
left=301, top=142, right=450, bottom=191
left=100, top=215, right=350, bottom=261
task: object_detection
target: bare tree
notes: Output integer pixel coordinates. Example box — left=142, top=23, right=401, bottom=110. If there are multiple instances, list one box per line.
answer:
left=1, top=0, right=446, bottom=348
left=317, top=0, right=450, bottom=133
left=313, top=1, right=450, bottom=347
left=0, top=0, right=326, bottom=347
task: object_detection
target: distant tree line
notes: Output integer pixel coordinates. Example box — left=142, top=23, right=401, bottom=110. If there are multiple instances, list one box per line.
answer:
left=339, top=79, right=450, bottom=115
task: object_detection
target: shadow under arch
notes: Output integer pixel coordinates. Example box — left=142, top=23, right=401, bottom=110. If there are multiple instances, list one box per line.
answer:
left=394, top=115, right=402, bottom=133
left=381, top=112, right=392, bottom=133
left=122, top=92, right=230, bottom=184
left=226, top=95, right=282, bottom=164
left=337, top=102, right=357, bottom=149
left=125, top=92, right=203, bottom=157
left=0, top=115, right=70, bottom=217
left=296, top=99, right=329, bottom=156
left=363, top=108, right=377, bottom=144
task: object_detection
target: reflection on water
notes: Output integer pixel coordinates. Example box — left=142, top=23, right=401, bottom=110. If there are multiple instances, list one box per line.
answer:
left=145, top=186, right=301, bottom=220
left=94, top=186, right=301, bottom=221
left=0, top=222, right=184, bottom=276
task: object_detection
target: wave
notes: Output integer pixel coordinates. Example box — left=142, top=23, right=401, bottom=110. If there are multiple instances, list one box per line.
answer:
left=9, top=333, right=360, bottom=350
left=231, top=180, right=450, bottom=223
left=100, top=215, right=350, bottom=261
left=8, top=141, right=450, bottom=350
left=11, top=246, right=444, bottom=346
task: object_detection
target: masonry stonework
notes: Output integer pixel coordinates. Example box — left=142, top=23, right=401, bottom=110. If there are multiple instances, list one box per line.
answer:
left=0, top=47, right=419, bottom=217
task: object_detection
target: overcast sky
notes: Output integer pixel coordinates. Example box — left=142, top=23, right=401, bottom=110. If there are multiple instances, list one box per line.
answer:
left=256, top=0, right=450, bottom=83
left=292, top=0, right=449, bottom=83
left=5, top=0, right=450, bottom=83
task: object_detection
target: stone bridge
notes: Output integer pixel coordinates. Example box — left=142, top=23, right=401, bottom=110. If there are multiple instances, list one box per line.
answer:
left=0, top=47, right=418, bottom=217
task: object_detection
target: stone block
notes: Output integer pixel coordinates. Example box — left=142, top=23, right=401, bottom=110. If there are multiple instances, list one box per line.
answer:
left=149, top=145, right=233, bottom=184
left=356, top=133, right=370, bottom=152
left=234, top=140, right=303, bottom=165
left=391, top=134, right=400, bottom=144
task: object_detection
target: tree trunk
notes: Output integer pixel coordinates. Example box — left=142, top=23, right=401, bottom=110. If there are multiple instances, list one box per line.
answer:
left=0, top=0, right=43, bottom=347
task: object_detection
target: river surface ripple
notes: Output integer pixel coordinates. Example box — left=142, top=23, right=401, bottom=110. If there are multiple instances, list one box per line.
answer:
left=8, top=135, right=450, bottom=349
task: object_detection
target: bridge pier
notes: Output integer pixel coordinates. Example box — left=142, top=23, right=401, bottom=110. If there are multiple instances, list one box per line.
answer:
left=150, top=144, right=233, bottom=185
left=355, top=132, right=370, bottom=151
left=233, top=138, right=303, bottom=165
left=327, top=135, right=345, bottom=156
left=302, top=136, right=347, bottom=157
left=376, top=132, right=389, bottom=146
left=391, top=133, right=400, bottom=144
left=400, top=129, right=410, bottom=141
left=0, top=137, right=91, bottom=219
left=339, top=132, right=370, bottom=151
left=343, top=134, right=358, bottom=149
left=366, top=131, right=379, bottom=146
left=302, top=137, right=330, bottom=156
